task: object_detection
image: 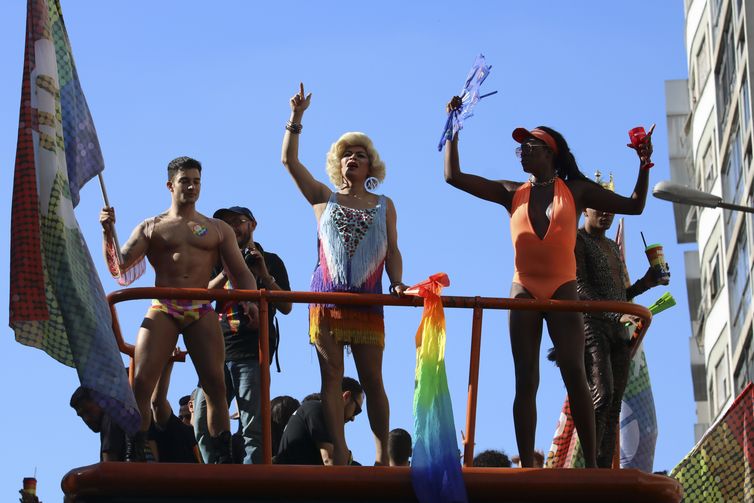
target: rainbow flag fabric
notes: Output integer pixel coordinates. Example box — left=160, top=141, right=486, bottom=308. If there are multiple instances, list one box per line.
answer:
left=10, top=0, right=139, bottom=434
left=671, top=383, right=754, bottom=502
left=409, top=273, right=467, bottom=503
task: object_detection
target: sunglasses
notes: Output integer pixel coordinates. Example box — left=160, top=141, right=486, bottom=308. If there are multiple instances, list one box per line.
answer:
left=515, top=143, right=550, bottom=159
left=348, top=396, right=362, bottom=422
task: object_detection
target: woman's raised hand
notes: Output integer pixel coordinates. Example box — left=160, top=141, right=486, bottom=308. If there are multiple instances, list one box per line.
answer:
left=628, top=123, right=655, bottom=169
left=290, top=82, right=312, bottom=114
left=446, top=95, right=463, bottom=114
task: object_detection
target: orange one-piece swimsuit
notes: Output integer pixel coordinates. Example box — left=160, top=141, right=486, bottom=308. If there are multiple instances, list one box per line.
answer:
left=509, top=177, right=577, bottom=300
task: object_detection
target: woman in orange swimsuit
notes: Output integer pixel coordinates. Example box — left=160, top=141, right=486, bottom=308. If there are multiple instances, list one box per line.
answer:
left=443, top=97, right=652, bottom=468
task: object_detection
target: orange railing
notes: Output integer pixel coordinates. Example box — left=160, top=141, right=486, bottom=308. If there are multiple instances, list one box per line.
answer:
left=107, top=287, right=652, bottom=467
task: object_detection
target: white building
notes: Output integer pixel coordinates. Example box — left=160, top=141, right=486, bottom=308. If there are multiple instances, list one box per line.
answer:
left=666, top=0, right=754, bottom=442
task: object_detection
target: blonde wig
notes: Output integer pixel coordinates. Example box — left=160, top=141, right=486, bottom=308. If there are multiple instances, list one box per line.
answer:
left=325, top=132, right=386, bottom=188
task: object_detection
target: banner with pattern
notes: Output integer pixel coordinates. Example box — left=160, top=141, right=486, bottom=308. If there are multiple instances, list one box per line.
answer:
left=671, top=383, right=754, bottom=502
left=10, top=0, right=139, bottom=434
left=619, top=343, right=657, bottom=470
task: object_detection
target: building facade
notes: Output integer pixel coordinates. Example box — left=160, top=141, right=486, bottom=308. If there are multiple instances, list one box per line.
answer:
left=667, top=0, right=754, bottom=442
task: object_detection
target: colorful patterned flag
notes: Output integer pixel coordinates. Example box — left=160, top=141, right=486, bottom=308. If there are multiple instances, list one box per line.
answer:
left=671, top=383, right=754, bottom=502
left=409, top=273, right=468, bottom=503
left=545, top=398, right=585, bottom=468
left=10, top=0, right=139, bottom=434
left=616, top=218, right=658, bottom=471
left=619, top=343, right=657, bottom=470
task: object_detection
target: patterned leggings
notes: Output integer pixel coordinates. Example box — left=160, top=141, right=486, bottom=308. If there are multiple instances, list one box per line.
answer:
left=584, top=318, right=632, bottom=468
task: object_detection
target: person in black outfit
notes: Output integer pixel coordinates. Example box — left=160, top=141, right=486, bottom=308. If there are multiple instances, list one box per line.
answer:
left=148, top=355, right=200, bottom=463
left=70, top=386, right=126, bottom=462
left=271, top=395, right=301, bottom=456
left=388, top=428, right=412, bottom=466
left=194, top=206, right=292, bottom=464
left=275, top=377, right=363, bottom=465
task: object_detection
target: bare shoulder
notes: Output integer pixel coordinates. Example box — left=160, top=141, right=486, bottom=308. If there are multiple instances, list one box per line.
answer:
left=500, top=180, right=524, bottom=192
left=207, top=215, right=233, bottom=237
left=565, top=177, right=592, bottom=195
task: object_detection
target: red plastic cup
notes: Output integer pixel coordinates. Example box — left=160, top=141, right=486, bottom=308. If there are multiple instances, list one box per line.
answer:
left=23, top=477, right=36, bottom=496
left=629, top=126, right=647, bottom=148
left=629, top=126, right=654, bottom=168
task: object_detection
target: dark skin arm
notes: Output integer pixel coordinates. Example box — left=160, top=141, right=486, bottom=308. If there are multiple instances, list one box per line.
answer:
left=443, top=97, right=519, bottom=211
left=570, top=132, right=653, bottom=215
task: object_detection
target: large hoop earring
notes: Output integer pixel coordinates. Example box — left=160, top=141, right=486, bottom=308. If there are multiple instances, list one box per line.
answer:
left=364, top=176, right=380, bottom=192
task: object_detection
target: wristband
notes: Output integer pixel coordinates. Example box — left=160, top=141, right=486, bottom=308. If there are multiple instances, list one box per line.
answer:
left=286, top=121, right=303, bottom=134
left=388, top=281, right=405, bottom=294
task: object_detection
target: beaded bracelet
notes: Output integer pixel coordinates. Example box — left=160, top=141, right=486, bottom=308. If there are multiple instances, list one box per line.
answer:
left=286, top=121, right=303, bottom=134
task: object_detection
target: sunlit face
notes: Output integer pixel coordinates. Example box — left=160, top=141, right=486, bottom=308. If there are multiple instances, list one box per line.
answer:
left=340, top=145, right=371, bottom=184
left=168, top=168, right=201, bottom=203
left=76, top=401, right=104, bottom=433
left=584, top=208, right=614, bottom=231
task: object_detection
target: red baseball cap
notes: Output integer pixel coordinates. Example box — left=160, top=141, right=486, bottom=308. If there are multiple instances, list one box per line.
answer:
left=512, top=127, right=559, bottom=155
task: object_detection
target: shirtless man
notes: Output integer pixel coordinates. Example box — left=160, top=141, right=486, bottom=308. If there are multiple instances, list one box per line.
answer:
left=100, top=156, right=258, bottom=462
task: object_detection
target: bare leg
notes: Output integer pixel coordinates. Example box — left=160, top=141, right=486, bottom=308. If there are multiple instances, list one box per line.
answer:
left=314, top=331, right=347, bottom=465
left=133, top=312, right=180, bottom=432
left=183, top=314, right=229, bottom=437
left=351, top=343, right=389, bottom=465
left=547, top=281, right=597, bottom=468
left=509, top=283, right=544, bottom=468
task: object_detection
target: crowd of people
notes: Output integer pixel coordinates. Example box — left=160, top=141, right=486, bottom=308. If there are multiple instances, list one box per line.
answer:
left=71, top=84, right=663, bottom=469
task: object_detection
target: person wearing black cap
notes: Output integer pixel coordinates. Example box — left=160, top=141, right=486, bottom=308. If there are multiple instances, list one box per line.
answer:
left=442, top=96, right=653, bottom=468
left=193, top=205, right=292, bottom=464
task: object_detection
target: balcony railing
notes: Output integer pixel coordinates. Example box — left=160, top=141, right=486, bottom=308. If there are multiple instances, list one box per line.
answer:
left=107, top=287, right=652, bottom=466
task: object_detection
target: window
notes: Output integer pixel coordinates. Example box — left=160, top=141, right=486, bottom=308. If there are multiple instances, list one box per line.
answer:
left=717, top=24, right=737, bottom=130
left=729, top=225, right=751, bottom=349
left=715, top=354, right=730, bottom=411
left=710, top=251, right=723, bottom=303
left=703, top=142, right=716, bottom=190
left=723, top=126, right=743, bottom=239
left=734, top=330, right=753, bottom=394
left=697, top=37, right=711, bottom=91
left=743, top=76, right=751, bottom=133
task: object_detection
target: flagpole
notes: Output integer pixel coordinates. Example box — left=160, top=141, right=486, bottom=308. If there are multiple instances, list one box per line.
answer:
left=97, top=173, right=124, bottom=265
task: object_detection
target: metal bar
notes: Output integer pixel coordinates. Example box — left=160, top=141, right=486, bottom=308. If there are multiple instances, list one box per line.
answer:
left=107, top=288, right=652, bottom=323
left=718, top=201, right=754, bottom=214
left=258, top=292, right=272, bottom=464
left=463, top=303, right=484, bottom=467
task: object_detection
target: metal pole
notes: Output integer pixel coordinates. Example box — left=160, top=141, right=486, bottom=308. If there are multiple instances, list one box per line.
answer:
left=97, top=173, right=124, bottom=265
left=718, top=201, right=754, bottom=214
left=258, top=292, right=272, bottom=464
left=463, top=303, right=484, bottom=467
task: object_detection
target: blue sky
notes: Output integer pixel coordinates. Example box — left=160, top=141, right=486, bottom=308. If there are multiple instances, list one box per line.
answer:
left=1, top=2, right=691, bottom=501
